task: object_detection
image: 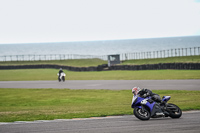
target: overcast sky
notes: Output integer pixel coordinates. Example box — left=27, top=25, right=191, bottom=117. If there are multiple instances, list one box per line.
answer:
left=0, top=0, right=200, bottom=44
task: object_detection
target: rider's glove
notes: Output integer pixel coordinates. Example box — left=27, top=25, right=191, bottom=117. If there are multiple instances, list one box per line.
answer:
left=143, top=93, right=149, bottom=98
left=143, top=94, right=147, bottom=97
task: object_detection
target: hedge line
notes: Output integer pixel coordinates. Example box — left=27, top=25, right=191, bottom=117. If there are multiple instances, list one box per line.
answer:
left=109, top=63, right=200, bottom=70
left=0, top=64, right=108, bottom=71
left=0, top=63, right=200, bottom=71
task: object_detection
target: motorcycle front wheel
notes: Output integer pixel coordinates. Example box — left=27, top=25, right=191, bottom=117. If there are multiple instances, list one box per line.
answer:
left=62, top=76, right=65, bottom=82
left=134, top=107, right=151, bottom=120
left=167, top=103, right=182, bottom=118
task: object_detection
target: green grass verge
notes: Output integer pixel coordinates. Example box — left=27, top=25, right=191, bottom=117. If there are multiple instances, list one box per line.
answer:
left=0, top=69, right=200, bottom=81
left=0, top=58, right=107, bottom=67
left=0, top=89, right=199, bottom=122
left=121, top=55, right=200, bottom=65
left=0, top=56, right=199, bottom=67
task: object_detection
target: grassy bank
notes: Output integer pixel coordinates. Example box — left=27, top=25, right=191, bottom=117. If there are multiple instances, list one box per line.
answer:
left=0, top=58, right=107, bottom=67
left=0, top=69, right=200, bottom=81
left=0, top=56, right=200, bottom=67
left=0, top=88, right=199, bottom=122
left=121, top=55, right=200, bottom=65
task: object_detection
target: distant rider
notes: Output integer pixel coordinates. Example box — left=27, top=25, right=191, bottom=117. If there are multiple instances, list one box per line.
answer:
left=132, top=87, right=162, bottom=103
left=58, top=68, right=64, bottom=80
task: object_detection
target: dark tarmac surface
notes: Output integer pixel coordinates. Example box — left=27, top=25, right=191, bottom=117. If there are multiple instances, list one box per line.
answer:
left=0, top=80, right=200, bottom=90
left=1, top=111, right=200, bottom=133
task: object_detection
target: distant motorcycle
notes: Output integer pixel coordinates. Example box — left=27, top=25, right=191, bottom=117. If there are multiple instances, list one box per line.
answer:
left=131, top=95, right=182, bottom=120
left=57, top=72, right=66, bottom=82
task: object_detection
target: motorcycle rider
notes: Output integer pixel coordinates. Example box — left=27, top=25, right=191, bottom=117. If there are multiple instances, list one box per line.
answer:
left=58, top=68, right=64, bottom=81
left=132, top=87, right=162, bottom=103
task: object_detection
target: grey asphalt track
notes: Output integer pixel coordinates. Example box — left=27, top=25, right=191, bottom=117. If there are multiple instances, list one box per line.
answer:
left=1, top=80, right=200, bottom=133
left=1, top=111, right=200, bottom=133
left=0, top=80, right=200, bottom=90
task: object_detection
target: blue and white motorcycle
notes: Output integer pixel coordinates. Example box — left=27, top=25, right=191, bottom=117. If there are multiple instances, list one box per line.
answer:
left=131, top=95, right=182, bottom=120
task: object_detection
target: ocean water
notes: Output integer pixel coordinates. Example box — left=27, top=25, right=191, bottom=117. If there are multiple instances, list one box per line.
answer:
left=0, top=36, right=200, bottom=61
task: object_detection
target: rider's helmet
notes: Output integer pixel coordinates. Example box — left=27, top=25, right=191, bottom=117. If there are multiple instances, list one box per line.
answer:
left=132, top=87, right=141, bottom=95
left=60, top=68, right=62, bottom=70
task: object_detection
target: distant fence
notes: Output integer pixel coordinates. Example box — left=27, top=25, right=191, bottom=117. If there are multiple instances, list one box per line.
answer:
left=0, top=47, right=200, bottom=61
left=120, top=47, right=200, bottom=60
left=0, top=54, right=108, bottom=62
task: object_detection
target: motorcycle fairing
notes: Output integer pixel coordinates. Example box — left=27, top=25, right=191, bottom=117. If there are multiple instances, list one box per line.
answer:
left=150, top=103, right=163, bottom=117
left=132, top=95, right=163, bottom=117
left=162, top=96, right=171, bottom=102
left=58, top=72, right=66, bottom=79
left=132, top=96, right=155, bottom=110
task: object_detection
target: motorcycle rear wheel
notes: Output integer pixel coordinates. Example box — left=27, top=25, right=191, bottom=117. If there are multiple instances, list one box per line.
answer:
left=167, top=103, right=182, bottom=118
left=134, top=107, right=151, bottom=120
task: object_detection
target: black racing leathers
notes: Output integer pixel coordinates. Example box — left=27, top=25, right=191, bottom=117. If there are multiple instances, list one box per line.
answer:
left=138, top=88, right=162, bottom=103
left=58, top=70, right=64, bottom=80
left=59, top=70, right=63, bottom=74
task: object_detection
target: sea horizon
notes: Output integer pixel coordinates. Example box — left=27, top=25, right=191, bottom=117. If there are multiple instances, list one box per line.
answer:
left=1, top=35, right=200, bottom=45
left=0, top=35, right=200, bottom=58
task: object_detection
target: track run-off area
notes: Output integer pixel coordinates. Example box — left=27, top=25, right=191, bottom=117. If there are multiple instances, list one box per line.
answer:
left=0, top=80, right=200, bottom=133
